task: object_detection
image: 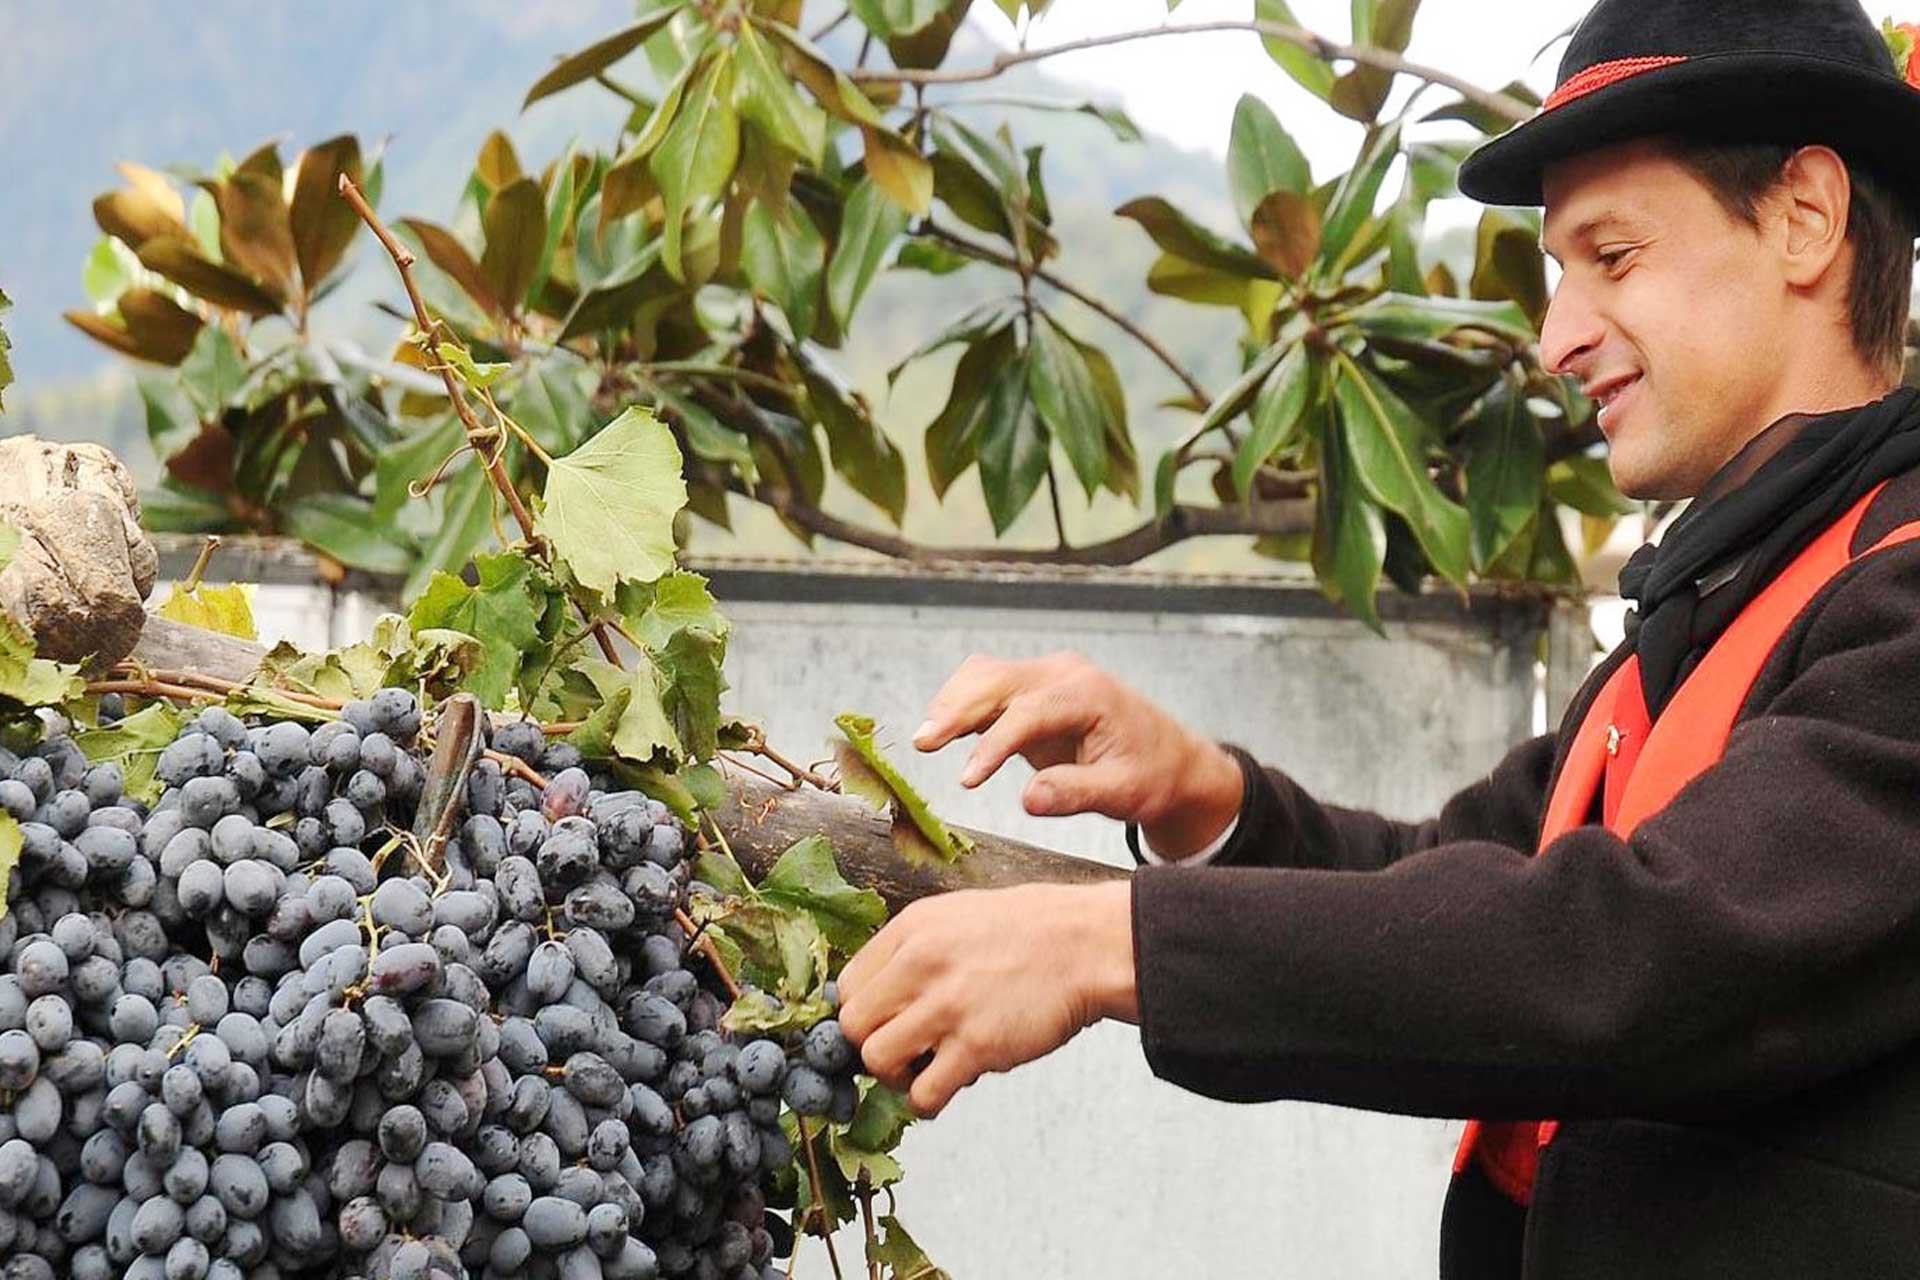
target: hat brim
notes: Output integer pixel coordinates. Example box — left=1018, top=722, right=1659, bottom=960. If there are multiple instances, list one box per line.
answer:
left=1458, top=50, right=1920, bottom=222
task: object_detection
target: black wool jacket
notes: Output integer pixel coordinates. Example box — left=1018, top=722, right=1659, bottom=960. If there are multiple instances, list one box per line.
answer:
left=1129, top=466, right=1920, bottom=1279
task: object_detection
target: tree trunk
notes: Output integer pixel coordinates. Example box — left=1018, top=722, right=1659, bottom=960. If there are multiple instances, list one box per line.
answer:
left=130, top=615, right=1127, bottom=908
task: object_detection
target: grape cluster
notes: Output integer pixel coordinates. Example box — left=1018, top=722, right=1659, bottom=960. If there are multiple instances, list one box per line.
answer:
left=0, top=690, right=864, bottom=1280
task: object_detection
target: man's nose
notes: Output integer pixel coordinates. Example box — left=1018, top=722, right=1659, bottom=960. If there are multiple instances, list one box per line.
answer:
left=1538, top=280, right=1604, bottom=379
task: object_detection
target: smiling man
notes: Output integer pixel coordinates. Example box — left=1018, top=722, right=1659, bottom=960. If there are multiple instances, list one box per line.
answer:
left=833, top=1, right=1920, bottom=1275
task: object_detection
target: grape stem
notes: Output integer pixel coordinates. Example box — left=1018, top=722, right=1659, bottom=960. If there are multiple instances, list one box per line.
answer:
left=856, top=1173, right=882, bottom=1280
left=797, top=1117, right=848, bottom=1280
left=674, top=907, right=742, bottom=1002
left=483, top=749, right=550, bottom=790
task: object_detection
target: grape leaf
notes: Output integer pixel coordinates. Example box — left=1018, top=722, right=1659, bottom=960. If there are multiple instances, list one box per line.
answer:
left=758, top=835, right=887, bottom=957
left=832, top=713, right=972, bottom=866
left=154, top=582, right=257, bottom=640
left=723, top=986, right=835, bottom=1037
left=406, top=552, right=546, bottom=709
left=616, top=570, right=731, bottom=648
left=0, top=615, right=84, bottom=712
left=537, top=406, right=687, bottom=595
left=74, top=702, right=185, bottom=805
left=872, top=1215, right=950, bottom=1280
left=703, top=900, right=831, bottom=1002
left=653, top=627, right=727, bottom=763
left=833, top=1080, right=916, bottom=1189
left=559, top=656, right=682, bottom=765
left=0, top=814, right=18, bottom=921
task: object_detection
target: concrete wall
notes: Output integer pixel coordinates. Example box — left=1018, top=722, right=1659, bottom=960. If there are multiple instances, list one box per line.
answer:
left=156, top=543, right=1584, bottom=1279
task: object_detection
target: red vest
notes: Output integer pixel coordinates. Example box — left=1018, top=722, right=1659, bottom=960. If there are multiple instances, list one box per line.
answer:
left=1452, top=480, right=1920, bottom=1206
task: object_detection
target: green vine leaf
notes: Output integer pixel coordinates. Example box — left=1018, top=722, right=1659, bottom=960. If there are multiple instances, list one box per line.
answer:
left=871, top=1214, right=952, bottom=1280
left=74, top=702, right=185, bottom=805
left=831, top=713, right=972, bottom=866
left=758, top=835, right=888, bottom=958
left=537, top=406, right=688, bottom=596
left=0, top=616, right=84, bottom=713
left=406, top=552, right=547, bottom=710
left=155, top=582, right=257, bottom=640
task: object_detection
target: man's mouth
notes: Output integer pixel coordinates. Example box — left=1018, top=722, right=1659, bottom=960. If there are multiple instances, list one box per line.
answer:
left=1587, top=373, right=1642, bottom=431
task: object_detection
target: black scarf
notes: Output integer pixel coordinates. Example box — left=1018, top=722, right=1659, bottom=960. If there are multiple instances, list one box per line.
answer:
left=1619, top=386, right=1920, bottom=716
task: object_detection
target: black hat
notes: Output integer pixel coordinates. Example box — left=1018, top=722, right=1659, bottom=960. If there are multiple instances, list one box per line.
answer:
left=1457, top=0, right=1920, bottom=222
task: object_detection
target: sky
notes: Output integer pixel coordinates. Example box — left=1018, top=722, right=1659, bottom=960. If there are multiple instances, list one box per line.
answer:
left=971, top=0, right=1907, bottom=161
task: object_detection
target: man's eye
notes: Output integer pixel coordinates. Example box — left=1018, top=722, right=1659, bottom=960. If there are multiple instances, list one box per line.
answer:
left=1597, top=247, right=1634, bottom=270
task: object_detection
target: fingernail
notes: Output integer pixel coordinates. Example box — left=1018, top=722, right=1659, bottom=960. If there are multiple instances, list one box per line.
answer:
left=913, top=720, right=936, bottom=745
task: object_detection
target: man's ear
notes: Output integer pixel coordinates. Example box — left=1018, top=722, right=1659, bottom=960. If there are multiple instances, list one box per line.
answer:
left=1776, top=144, right=1852, bottom=290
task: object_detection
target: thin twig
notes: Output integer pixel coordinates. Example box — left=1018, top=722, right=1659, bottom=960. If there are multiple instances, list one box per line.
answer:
left=798, top=1118, right=847, bottom=1280
left=114, top=666, right=346, bottom=711
left=750, top=737, right=837, bottom=792
left=717, top=751, right=794, bottom=791
left=85, top=679, right=223, bottom=704
left=919, top=220, right=1210, bottom=405
left=483, top=749, right=550, bottom=790
left=674, top=907, right=743, bottom=1001
left=182, top=537, right=221, bottom=593
left=854, top=20, right=1536, bottom=124
left=337, top=173, right=624, bottom=668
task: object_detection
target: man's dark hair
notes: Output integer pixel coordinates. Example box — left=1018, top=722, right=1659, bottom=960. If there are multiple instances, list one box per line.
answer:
left=1671, top=139, right=1916, bottom=378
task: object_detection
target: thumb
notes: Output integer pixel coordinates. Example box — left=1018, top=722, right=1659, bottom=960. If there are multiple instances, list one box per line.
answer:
left=1023, top=761, right=1142, bottom=820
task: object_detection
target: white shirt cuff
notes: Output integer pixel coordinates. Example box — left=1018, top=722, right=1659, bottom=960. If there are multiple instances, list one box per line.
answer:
left=1136, top=812, right=1240, bottom=866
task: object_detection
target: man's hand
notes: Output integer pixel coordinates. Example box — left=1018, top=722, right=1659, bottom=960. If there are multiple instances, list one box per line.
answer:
left=837, top=881, right=1136, bottom=1119
left=914, top=651, right=1242, bottom=857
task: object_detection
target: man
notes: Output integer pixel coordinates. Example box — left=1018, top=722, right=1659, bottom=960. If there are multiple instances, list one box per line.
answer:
left=835, top=1, right=1920, bottom=1274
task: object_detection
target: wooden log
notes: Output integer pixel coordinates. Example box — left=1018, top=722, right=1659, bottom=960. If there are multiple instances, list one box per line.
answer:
left=126, top=613, right=1129, bottom=905
left=709, top=767, right=1126, bottom=914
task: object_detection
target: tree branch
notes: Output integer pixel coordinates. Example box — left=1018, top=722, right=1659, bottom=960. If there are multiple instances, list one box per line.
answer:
left=735, top=477, right=1313, bottom=568
left=851, top=20, right=1537, bottom=125
left=919, top=220, right=1211, bottom=406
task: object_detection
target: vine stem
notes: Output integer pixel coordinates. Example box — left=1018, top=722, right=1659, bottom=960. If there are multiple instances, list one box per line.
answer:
left=853, top=19, right=1536, bottom=124
left=85, top=679, right=221, bottom=704
left=674, top=907, right=743, bottom=1001
left=181, top=536, right=221, bottom=593
left=919, top=219, right=1211, bottom=407
left=105, top=665, right=346, bottom=711
left=336, top=173, right=623, bottom=668
left=856, top=1174, right=882, bottom=1280
left=798, top=1118, right=848, bottom=1280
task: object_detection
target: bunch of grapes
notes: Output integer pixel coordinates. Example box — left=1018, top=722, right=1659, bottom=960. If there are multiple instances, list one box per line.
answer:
left=0, top=688, right=863, bottom=1280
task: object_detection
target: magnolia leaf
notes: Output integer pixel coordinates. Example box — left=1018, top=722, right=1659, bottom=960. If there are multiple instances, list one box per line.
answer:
left=289, top=135, right=363, bottom=292
left=154, top=582, right=257, bottom=640
left=1464, top=379, right=1544, bottom=569
left=523, top=5, right=688, bottom=108
left=741, top=199, right=826, bottom=344
left=758, top=835, right=888, bottom=956
left=827, top=176, right=910, bottom=329
left=537, top=406, right=687, bottom=595
left=1025, top=311, right=1107, bottom=497
left=406, top=552, right=546, bottom=709
left=861, top=126, right=934, bottom=217
left=1312, top=419, right=1388, bottom=633
left=136, top=237, right=282, bottom=316
left=74, top=702, right=185, bottom=805
left=1331, top=355, right=1469, bottom=587
left=831, top=713, right=971, bottom=866
left=733, top=20, right=827, bottom=164
left=651, top=50, right=741, bottom=281
left=1250, top=190, right=1321, bottom=278
left=1228, top=94, right=1311, bottom=230
left=480, top=178, right=546, bottom=313
left=1254, top=0, right=1336, bottom=98
left=397, top=219, right=500, bottom=315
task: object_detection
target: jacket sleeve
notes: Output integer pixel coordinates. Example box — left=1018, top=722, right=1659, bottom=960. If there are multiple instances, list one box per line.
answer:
left=1132, top=544, right=1920, bottom=1121
left=1127, top=729, right=1561, bottom=874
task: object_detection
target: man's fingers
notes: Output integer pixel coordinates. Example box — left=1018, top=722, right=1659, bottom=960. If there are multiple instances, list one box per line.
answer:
left=834, top=919, right=907, bottom=1022
left=1024, top=760, right=1144, bottom=820
left=855, top=998, right=946, bottom=1091
left=907, top=1040, right=981, bottom=1119
left=914, top=655, right=1027, bottom=752
left=958, top=693, right=1092, bottom=790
